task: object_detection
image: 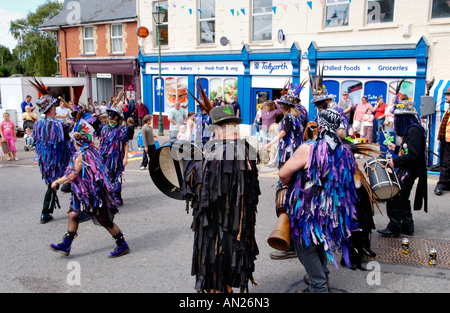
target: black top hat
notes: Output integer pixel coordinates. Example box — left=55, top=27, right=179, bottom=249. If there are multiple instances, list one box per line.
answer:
left=209, top=105, right=242, bottom=126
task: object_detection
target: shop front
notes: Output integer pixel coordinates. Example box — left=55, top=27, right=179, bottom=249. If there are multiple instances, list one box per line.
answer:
left=138, top=43, right=301, bottom=131
left=68, top=57, right=141, bottom=105
left=307, top=37, right=428, bottom=153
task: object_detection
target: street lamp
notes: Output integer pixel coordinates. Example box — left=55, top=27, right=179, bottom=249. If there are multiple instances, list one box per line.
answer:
left=152, top=6, right=166, bottom=136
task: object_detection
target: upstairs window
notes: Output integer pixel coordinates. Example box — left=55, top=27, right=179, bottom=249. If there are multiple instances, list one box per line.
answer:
left=367, top=0, right=395, bottom=24
left=252, top=0, right=272, bottom=41
left=325, top=0, right=350, bottom=27
left=83, top=26, right=94, bottom=54
left=431, top=0, right=450, bottom=19
left=111, top=24, right=123, bottom=53
left=199, top=0, right=215, bottom=44
left=153, top=0, right=169, bottom=46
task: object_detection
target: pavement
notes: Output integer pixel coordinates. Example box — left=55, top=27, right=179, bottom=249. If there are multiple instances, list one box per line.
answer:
left=0, top=130, right=449, bottom=295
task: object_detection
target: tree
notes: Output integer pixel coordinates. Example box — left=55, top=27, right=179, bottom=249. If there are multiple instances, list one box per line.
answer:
left=9, top=0, right=62, bottom=76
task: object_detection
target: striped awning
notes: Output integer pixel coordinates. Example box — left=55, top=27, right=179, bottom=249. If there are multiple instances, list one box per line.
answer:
left=429, top=80, right=450, bottom=166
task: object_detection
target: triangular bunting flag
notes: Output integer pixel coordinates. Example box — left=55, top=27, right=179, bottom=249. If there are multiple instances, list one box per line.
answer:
left=307, top=1, right=312, bottom=9
left=230, top=9, right=235, bottom=16
left=272, top=6, right=277, bottom=14
left=189, top=8, right=192, bottom=14
left=283, top=5, right=287, bottom=12
left=198, top=9, right=203, bottom=14
left=240, top=8, right=246, bottom=15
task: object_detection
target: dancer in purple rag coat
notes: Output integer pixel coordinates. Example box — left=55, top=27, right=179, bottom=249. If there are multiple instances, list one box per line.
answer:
left=49, top=112, right=130, bottom=258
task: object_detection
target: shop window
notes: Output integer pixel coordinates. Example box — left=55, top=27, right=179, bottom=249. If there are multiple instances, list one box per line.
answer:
left=153, top=1, right=169, bottom=46
left=252, top=0, right=272, bottom=41
left=83, top=26, right=94, bottom=54
left=342, top=80, right=363, bottom=106
left=111, top=24, right=123, bottom=53
left=199, top=0, right=215, bottom=44
left=431, top=0, right=450, bottom=19
left=387, top=80, right=414, bottom=105
left=367, top=0, right=395, bottom=24
left=194, top=77, right=238, bottom=111
left=325, top=0, right=350, bottom=27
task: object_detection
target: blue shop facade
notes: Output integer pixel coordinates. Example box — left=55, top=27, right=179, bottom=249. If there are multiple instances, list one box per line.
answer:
left=139, top=37, right=428, bottom=130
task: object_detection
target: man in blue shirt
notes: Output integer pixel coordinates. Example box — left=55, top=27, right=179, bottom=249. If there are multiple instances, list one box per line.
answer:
left=21, top=95, right=34, bottom=113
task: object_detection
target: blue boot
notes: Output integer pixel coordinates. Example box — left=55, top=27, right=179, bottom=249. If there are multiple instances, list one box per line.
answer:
left=50, top=232, right=77, bottom=256
left=108, top=232, right=130, bottom=258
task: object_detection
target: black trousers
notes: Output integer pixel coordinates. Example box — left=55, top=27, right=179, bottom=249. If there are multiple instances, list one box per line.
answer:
left=386, top=174, right=415, bottom=234
left=42, top=184, right=60, bottom=215
left=438, top=141, right=450, bottom=189
left=140, top=144, right=156, bottom=168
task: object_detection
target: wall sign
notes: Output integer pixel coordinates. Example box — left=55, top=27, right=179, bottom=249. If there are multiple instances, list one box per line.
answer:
left=250, top=60, right=292, bottom=76
left=317, top=59, right=417, bottom=77
left=146, top=61, right=244, bottom=75
left=136, top=26, right=150, bottom=38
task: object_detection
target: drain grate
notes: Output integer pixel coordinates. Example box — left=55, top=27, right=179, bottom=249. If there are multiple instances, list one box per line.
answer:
left=367, top=234, right=450, bottom=269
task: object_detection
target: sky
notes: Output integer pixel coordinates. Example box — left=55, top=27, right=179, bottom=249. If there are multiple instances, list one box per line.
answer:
left=0, top=0, right=64, bottom=51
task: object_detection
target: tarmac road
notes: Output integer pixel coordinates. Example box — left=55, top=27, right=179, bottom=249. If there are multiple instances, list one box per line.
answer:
left=0, top=134, right=449, bottom=294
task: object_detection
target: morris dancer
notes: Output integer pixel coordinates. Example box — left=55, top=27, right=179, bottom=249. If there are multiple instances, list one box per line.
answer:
left=49, top=113, right=130, bottom=258
left=183, top=85, right=260, bottom=293
left=98, top=92, right=129, bottom=206
left=30, top=78, right=72, bottom=224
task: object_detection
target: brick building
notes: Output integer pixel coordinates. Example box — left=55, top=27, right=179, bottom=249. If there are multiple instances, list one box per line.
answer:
left=39, top=0, right=140, bottom=104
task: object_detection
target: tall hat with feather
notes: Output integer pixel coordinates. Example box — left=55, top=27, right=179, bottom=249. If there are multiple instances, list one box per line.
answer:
left=28, top=77, right=59, bottom=113
left=310, top=65, right=334, bottom=103
left=70, top=105, right=98, bottom=145
left=278, top=78, right=308, bottom=107
left=188, top=76, right=241, bottom=126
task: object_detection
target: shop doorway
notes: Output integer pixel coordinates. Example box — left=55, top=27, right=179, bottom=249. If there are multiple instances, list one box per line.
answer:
left=252, top=88, right=272, bottom=122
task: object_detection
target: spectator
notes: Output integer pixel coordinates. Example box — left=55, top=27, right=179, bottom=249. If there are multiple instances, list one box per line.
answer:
left=230, top=95, right=240, bottom=118
left=186, top=112, right=195, bottom=141
left=435, top=87, right=450, bottom=195
left=133, top=100, right=149, bottom=127
left=260, top=100, right=283, bottom=143
left=176, top=125, right=190, bottom=140
left=22, top=105, right=37, bottom=127
left=352, top=96, right=372, bottom=137
left=0, top=112, right=18, bottom=160
left=140, top=114, right=157, bottom=170
left=372, top=96, right=387, bottom=143
left=361, top=108, right=374, bottom=143
left=168, top=101, right=187, bottom=139
left=55, top=101, right=70, bottom=123
left=337, top=91, right=353, bottom=129
left=21, top=95, right=34, bottom=113
left=99, top=101, right=108, bottom=124
left=126, top=117, right=135, bottom=155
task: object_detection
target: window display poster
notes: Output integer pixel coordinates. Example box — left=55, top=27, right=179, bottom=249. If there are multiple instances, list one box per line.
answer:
left=365, top=81, right=387, bottom=106
left=154, top=77, right=164, bottom=112
left=342, top=80, right=364, bottom=106
left=165, top=77, right=188, bottom=112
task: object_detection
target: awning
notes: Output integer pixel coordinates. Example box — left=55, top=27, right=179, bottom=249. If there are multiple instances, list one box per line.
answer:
left=428, top=80, right=450, bottom=166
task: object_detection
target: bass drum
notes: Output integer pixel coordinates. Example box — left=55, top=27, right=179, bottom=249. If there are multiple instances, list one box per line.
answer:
left=364, top=157, right=400, bottom=201
left=149, top=140, right=203, bottom=200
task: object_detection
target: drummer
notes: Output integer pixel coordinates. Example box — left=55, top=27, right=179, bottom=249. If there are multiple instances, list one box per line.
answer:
left=377, top=101, right=427, bottom=237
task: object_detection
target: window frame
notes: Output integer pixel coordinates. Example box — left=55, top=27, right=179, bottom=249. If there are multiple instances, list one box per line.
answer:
left=153, top=0, right=169, bottom=47
left=198, top=0, right=216, bottom=45
left=83, top=26, right=94, bottom=54
left=366, top=0, right=395, bottom=25
left=111, top=24, right=123, bottom=54
left=325, top=0, right=350, bottom=28
left=430, top=0, right=450, bottom=19
left=251, top=0, right=273, bottom=42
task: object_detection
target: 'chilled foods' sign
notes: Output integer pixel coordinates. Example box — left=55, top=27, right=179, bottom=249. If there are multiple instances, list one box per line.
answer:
left=318, top=59, right=417, bottom=77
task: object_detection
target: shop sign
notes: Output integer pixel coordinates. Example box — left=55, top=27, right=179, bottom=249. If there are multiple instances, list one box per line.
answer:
left=250, top=61, right=293, bottom=76
left=318, top=59, right=417, bottom=77
left=145, top=62, right=244, bottom=75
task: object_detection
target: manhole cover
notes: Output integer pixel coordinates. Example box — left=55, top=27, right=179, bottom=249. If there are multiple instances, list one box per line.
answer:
left=367, top=234, right=450, bottom=269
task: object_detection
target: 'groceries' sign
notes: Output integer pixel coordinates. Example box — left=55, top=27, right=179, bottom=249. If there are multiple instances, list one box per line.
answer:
left=317, top=59, right=417, bottom=77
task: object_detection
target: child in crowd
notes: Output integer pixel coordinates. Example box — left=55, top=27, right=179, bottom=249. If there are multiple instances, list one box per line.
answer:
left=0, top=112, right=18, bottom=160
left=126, top=117, right=135, bottom=157
left=24, top=127, right=35, bottom=150
left=176, top=125, right=190, bottom=141
left=362, top=108, right=374, bottom=143
left=140, top=114, right=157, bottom=170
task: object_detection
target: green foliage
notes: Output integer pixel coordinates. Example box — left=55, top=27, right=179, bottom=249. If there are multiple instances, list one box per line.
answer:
left=9, top=0, right=63, bottom=76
